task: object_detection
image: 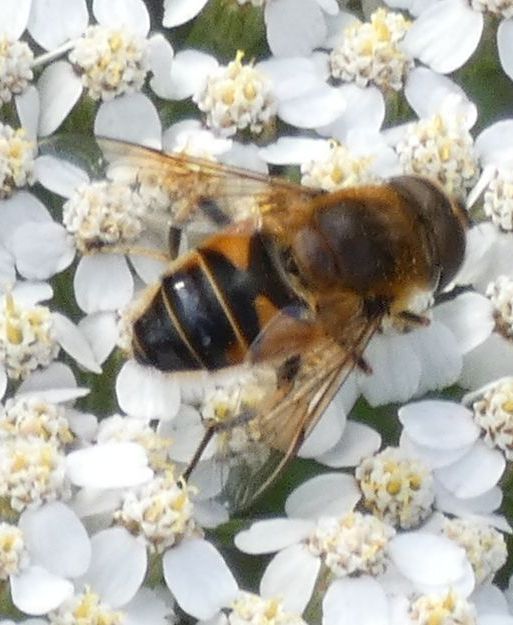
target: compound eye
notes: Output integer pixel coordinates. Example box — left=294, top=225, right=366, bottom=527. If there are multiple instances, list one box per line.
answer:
left=292, top=227, right=338, bottom=284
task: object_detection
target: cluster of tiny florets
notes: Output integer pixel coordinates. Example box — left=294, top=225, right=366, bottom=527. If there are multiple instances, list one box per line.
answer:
left=473, top=377, right=513, bottom=458
left=48, top=589, right=123, bottom=625
left=0, top=124, right=35, bottom=198
left=69, top=25, right=149, bottom=100
left=486, top=275, right=513, bottom=340
left=356, top=447, right=435, bottom=528
left=408, top=590, right=477, bottom=625
left=0, top=294, right=59, bottom=381
left=330, top=8, right=413, bottom=92
left=442, top=516, right=507, bottom=584
left=395, top=113, right=479, bottom=196
left=483, top=169, right=513, bottom=230
left=301, top=141, right=376, bottom=191
left=230, top=592, right=306, bottom=625
left=307, top=512, right=395, bottom=576
left=470, top=0, right=513, bottom=18
left=194, top=51, right=276, bottom=136
left=0, top=37, right=33, bottom=103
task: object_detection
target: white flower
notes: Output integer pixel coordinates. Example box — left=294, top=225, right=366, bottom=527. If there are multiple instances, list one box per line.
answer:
left=386, top=0, right=513, bottom=81
left=0, top=124, right=35, bottom=198
left=388, top=68, right=479, bottom=197
left=399, top=399, right=507, bottom=519
left=329, top=8, right=414, bottom=93
left=194, top=51, right=277, bottom=137
left=35, top=0, right=174, bottom=136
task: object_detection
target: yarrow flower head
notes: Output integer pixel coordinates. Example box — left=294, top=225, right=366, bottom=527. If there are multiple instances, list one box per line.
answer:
left=472, top=376, right=513, bottom=458
left=301, top=141, right=376, bottom=191
left=395, top=112, right=479, bottom=196
left=0, top=395, right=73, bottom=446
left=62, top=180, right=147, bottom=253
left=0, top=522, right=28, bottom=579
left=487, top=275, right=513, bottom=340
left=0, top=293, right=59, bottom=381
left=0, top=124, right=35, bottom=198
left=355, top=446, right=435, bottom=529
left=408, top=590, right=476, bottom=625
left=0, top=36, right=33, bottom=103
left=483, top=169, right=513, bottom=230
left=69, top=25, right=150, bottom=101
left=97, top=414, right=171, bottom=471
left=229, top=592, right=306, bottom=625
left=0, top=436, right=70, bottom=514
left=114, top=470, right=197, bottom=554
left=194, top=50, right=276, bottom=137
left=330, top=8, right=413, bottom=92
left=442, top=516, right=507, bottom=584
left=307, top=512, right=395, bottom=577
left=48, top=588, right=123, bottom=625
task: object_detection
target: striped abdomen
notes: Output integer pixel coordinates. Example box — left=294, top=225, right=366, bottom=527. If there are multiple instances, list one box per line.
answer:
left=132, top=231, right=300, bottom=371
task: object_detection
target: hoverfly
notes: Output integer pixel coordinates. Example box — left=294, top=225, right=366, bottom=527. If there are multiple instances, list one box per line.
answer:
left=90, top=138, right=468, bottom=511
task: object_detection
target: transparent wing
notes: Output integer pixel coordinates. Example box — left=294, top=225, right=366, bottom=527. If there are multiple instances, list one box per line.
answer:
left=96, top=138, right=321, bottom=231
left=190, top=314, right=380, bottom=512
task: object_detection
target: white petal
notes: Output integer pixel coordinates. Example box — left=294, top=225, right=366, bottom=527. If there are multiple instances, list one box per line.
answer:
left=257, top=57, right=324, bottom=101
left=17, top=362, right=79, bottom=396
left=434, top=292, right=494, bottom=355
left=116, top=360, right=180, bottom=420
left=10, top=565, right=73, bottom=615
left=81, top=527, right=147, bottom=607
left=19, top=502, right=91, bottom=577
left=29, top=0, right=88, bottom=49
left=259, top=137, right=330, bottom=165
left=15, top=86, right=40, bottom=141
left=166, top=49, right=218, bottom=100
left=498, top=19, right=513, bottom=81
left=148, top=34, right=175, bottom=99
left=473, top=584, right=510, bottom=616
left=93, top=0, right=149, bottom=36
left=265, top=0, right=327, bottom=57
left=163, top=538, right=238, bottom=619
left=94, top=94, right=161, bottom=148
left=285, top=473, right=360, bottom=518
left=475, top=120, right=513, bottom=167
left=405, top=67, right=477, bottom=125
left=398, top=400, right=478, bottom=450
left=435, top=482, right=502, bottom=517
left=317, top=84, right=385, bottom=139
left=316, top=420, right=381, bottom=468
left=37, top=61, right=83, bottom=136
left=74, top=254, right=134, bottom=313
left=162, top=405, right=205, bottom=463
left=435, top=440, right=505, bottom=498
left=122, top=587, right=174, bottom=625
left=323, top=576, right=389, bottom=625
left=402, top=0, right=482, bottom=73
left=359, top=333, right=421, bottom=406
left=52, top=312, right=102, bottom=373
left=0, top=0, right=31, bottom=38
left=12, top=222, right=75, bottom=280
left=10, top=280, right=53, bottom=306
left=0, top=245, right=15, bottom=286
left=409, top=322, right=462, bottom=395
left=260, top=544, right=320, bottom=615
left=461, top=334, right=513, bottom=390
left=278, top=85, right=346, bottom=128
left=78, top=312, right=119, bottom=365
left=299, top=395, right=345, bottom=457
left=389, top=532, right=470, bottom=588
left=0, top=366, right=7, bottom=400
left=0, top=191, right=51, bottom=249
left=66, top=442, right=153, bottom=488
left=34, top=155, right=89, bottom=198
left=234, top=519, right=314, bottom=554
left=400, top=432, right=471, bottom=470
left=163, top=0, right=209, bottom=26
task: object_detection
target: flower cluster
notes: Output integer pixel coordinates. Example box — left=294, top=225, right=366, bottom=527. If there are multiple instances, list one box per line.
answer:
left=0, top=0, right=513, bottom=622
